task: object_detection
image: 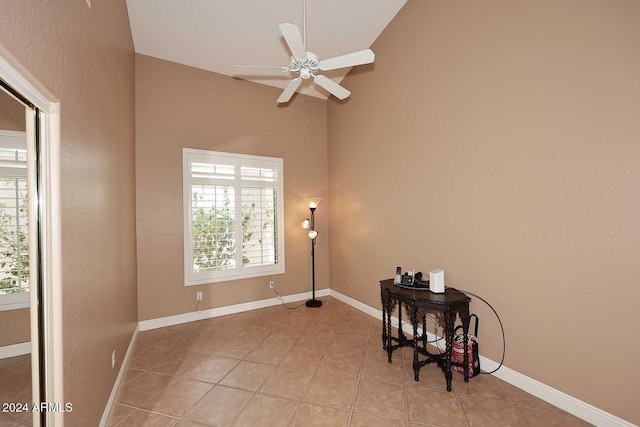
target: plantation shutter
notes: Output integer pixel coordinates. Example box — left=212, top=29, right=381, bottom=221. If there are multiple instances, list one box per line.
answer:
left=184, top=149, right=284, bottom=285
left=190, top=161, right=237, bottom=272
left=0, top=147, right=29, bottom=295
left=241, top=164, right=279, bottom=267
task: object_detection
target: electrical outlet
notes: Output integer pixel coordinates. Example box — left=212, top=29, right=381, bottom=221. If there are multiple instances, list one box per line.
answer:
left=196, top=291, right=203, bottom=301
left=111, top=350, right=116, bottom=368
left=269, top=281, right=275, bottom=289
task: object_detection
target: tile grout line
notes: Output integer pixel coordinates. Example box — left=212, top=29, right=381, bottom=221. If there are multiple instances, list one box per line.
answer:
left=112, top=297, right=585, bottom=427
left=499, top=376, right=533, bottom=427
left=452, top=381, right=472, bottom=427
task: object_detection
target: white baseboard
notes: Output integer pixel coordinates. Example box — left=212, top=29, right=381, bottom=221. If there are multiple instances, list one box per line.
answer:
left=0, top=341, right=31, bottom=359
left=483, top=359, right=637, bottom=427
left=99, top=324, right=139, bottom=427
left=328, top=288, right=635, bottom=427
left=138, top=288, right=330, bottom=332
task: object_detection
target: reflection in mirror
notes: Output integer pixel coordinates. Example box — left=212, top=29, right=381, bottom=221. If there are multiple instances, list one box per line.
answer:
left=0, top=85, right=33, bottom=425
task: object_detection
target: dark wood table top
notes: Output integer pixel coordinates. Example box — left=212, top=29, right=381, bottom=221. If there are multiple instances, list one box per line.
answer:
left=380, top=278, right=470, bottom=308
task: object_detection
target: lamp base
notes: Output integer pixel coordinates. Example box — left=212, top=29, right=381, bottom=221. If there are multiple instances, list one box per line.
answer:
left=305, top=299, right=323, bottom=308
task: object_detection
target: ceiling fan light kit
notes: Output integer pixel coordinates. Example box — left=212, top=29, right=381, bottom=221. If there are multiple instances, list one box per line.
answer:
left=234, top=1, right=375, bottom=104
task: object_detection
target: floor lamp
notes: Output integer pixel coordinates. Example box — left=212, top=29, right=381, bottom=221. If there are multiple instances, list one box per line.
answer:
left=301, top=198, right=322, bottom=308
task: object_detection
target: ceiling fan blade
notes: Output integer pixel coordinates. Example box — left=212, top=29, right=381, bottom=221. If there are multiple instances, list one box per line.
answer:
left=279, top=23, right=307, bottom=60
left=313, top=75, right=351, bottom=100
left=233, top=65, right=290, bottom=75
left=319, top=49, right=375, bottom=71
left=277, top=78, right=302, bottom=103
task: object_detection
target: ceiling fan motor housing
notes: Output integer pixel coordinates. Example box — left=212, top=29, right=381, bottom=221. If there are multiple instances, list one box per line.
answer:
left=290, top=52, right=319, bottom=79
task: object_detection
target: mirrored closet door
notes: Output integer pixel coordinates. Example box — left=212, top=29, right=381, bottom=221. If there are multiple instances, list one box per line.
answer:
left=0, top=76, right=47, bottom=426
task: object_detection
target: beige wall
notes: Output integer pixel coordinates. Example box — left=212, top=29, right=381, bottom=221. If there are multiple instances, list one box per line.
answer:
left=328, top=0, right=640, bottom=424
left=0, top=1, right=138, bottom=425
left=135, top=55, right=329, bottom=321
left=0, top=309, right=30, bottom=347
left=0, top=89, right=24, bottom=130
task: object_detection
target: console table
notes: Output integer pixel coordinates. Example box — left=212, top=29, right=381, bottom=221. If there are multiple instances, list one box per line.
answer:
left=380, top=278, right=471, bottom=391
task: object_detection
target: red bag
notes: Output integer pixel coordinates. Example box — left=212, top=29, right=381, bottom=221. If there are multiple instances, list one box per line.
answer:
left=451, top=314, right=480, bottom=378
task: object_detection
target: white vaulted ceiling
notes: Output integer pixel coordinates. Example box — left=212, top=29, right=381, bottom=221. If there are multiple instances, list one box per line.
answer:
left=126, top=0, right=407, bottom=100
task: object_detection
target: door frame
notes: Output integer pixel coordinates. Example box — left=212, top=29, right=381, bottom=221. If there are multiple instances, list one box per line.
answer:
left=0, top=46, right=63, bottom=426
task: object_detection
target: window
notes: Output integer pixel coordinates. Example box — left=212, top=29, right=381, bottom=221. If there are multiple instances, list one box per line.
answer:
left=0, top=130, right=29, bottom=310
left=183, top=148, right=285, bottom=285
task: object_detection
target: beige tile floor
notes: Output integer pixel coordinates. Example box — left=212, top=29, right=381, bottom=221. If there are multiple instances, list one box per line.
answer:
left=0, top=353, right=32, bottom=426
left=98, top=296, right=594, bottom=427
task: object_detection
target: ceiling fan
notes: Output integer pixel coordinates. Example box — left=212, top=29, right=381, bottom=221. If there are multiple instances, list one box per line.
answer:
left=233, top=1, right=375, bottom=104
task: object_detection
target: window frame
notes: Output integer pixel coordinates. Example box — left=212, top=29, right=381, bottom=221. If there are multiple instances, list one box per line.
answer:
left=183, top=148, right=285, bottom=286
left=0, top=129, right=29, bottom=312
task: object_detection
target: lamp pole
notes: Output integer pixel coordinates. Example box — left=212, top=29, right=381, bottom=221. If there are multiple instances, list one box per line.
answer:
left=303, top=199, right=322, bottom=308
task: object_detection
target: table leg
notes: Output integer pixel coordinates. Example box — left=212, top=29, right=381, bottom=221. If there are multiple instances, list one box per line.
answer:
left=444, top=309, right=454, bottom=392
left=386, top=295, right=393, bottom=363
left=381, top=289, right=388, bottom=350
left=412, top=304, right=419, bottom=381
left=460, top=305, right=470, bottom=383
left=422, top=314, right=427, bottom=350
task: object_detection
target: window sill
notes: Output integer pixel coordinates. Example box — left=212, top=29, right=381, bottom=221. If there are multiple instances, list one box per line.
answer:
left=186, top=266, right=285, bottom=286
left=0, top=292, right=30, bottom=311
